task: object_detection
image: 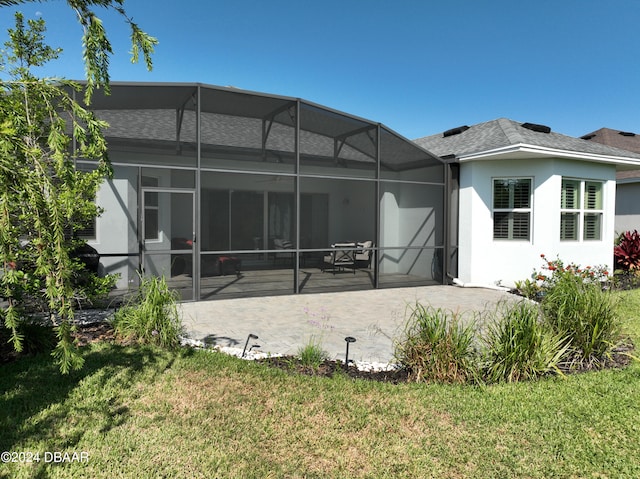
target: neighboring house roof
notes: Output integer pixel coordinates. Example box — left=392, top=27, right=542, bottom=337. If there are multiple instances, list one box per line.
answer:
left=414, top=118, right=640, bottom=167
left=581, top=127, right=640, bottom=153
left=580, top=127, right=640, bottom=181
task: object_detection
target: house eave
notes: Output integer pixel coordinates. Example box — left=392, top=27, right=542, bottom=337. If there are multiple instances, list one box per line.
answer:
left=457, top=143, right=640, bottom=168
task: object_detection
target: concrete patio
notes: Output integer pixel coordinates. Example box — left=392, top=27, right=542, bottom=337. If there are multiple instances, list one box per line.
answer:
left=180, top=285, right=517, bottom=365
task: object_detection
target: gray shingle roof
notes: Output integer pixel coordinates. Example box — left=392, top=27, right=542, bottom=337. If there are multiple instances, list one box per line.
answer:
left=414, top=118, right=640, bottom=160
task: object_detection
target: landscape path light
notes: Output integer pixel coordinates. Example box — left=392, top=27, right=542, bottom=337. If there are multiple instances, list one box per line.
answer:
left=242, top=333, right=259, bottom=358
left=344, top=336, right=356, bottom=369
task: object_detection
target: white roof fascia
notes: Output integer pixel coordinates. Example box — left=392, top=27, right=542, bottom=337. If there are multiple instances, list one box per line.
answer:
left=457, top=143, right=640, bottom=167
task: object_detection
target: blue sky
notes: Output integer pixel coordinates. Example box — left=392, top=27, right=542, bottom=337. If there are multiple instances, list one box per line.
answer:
left=2, top=0, right=640, bottom=140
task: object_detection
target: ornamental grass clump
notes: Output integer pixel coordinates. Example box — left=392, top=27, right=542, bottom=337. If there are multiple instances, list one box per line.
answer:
left=112, top=275, right=183, bottom=349
left=483, top=300, right=569, bottom=383
left=541, top=273, right=620, bottom=366
left=297, top=337, right=328, bottom=369
left=395, top=303, right=479, bottom=384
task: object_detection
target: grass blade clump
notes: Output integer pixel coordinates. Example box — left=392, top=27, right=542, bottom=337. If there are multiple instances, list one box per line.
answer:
left=395, top=303, right=478, bottom=384
left=483, top=300, right=569, bottom=383
left=297, top=336, right=328, bottom=369
left=112, top=275, right=182, bottom=349
left=541, top=274, right=619, bottom=367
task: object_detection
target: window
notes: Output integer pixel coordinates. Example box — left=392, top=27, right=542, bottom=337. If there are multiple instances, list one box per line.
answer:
left=493, top=178, right=532, bottom=240
left=74, top=163, right=97, bottom=241
left=76, top=219, right=97, bottom=241
left=560, top=179, right=603, bottom=241
left=142, top=176, right=159, bottom=241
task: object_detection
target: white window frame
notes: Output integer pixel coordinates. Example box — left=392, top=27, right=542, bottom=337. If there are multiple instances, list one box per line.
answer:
left=492, top=177, right=533, bottom=241
left=76, top=217, right=98, bottom=241
left=75, top=163, right=99, bottom=242
left=560, top=178, right=604, bottom=242
left=141, top=176, right=161, bottom=243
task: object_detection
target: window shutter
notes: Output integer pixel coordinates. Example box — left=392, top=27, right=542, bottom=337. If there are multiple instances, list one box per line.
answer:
left=584, top=182, right=602, bottom=210
left=561, top=179, right=579, bottom=209
left=492, top=179, right=531, bottom=240
left=493, top=212, right=509, bottom=239
left=512, top=212, right=530, bottom=239
left=493, top=180, right=511, bottom=209
left=583, top=213, right=601, bottom=240
left=560, top=212, right=578, bottom=240
left=513, top=181, right=530, bottom=208
left=560, top=179, right=604, bottom=241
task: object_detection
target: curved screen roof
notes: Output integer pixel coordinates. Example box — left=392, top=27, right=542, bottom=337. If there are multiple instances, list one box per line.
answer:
left=81, top=82, right=443, bottom=173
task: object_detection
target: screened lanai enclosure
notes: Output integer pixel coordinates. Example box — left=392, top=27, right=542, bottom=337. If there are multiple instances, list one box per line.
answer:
left=78, top=82, right=449, bottom=300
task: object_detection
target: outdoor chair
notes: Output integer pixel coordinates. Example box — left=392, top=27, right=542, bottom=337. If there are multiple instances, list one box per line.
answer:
left=322, top=242, right=356, bottom=274
left=355, top=240, right=374, bottom=269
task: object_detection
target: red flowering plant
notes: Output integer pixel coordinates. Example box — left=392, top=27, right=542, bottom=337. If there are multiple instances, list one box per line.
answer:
left=536, top=254, right=609, bottom=285
left=516, top=254, right=610, bottom=300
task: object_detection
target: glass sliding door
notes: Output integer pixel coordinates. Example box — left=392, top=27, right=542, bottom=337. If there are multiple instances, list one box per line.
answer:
left=200, top=171, right=296, bottom=299
left=230, top=191, right=264, bottom=250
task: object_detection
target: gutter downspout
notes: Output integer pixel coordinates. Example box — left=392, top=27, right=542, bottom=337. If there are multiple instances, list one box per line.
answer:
left=452, top=278, right=511, bottom=292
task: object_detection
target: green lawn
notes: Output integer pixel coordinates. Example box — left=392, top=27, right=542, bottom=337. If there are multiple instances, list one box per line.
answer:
left=1, top=290, right=640, bottom=478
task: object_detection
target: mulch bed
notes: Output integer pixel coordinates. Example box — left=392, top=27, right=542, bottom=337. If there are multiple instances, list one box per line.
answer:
left=1, top=321, right=636, bottom=384
left=256, top=356, right=412, bottom=384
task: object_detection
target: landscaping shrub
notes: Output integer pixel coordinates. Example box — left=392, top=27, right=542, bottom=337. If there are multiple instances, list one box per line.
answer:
left=613, top=231, right=640, bottom=290
left=614, top=230, right=640, bottom=272
left=535, top=254, right=609, bottom=289
left=515, top=254, right=621, bottom=366
left=541, top=272, right=619, bottom=366
left=514, top=278, right=542, bottom=301
left=0, top=321, right=56, bottom=361
left=72, top=270, right=119, bottom=308
left=112, top=275, right=183, bottom=349
left=516, top=254, right=610, bottom=300
left=483, top=300, right=568, bottom=383
left=394, top=303, right=478, bottom=384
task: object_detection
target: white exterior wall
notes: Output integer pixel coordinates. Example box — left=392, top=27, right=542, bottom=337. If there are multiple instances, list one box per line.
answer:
left=379, top=184, right=440, bottom=275
left=88, top=160, right=181, bottom=289
left=458, top=158, right=616, bottom=288
left=88, top=170, right=138, bottom=289
left=615, top=182, right=640, bottom=234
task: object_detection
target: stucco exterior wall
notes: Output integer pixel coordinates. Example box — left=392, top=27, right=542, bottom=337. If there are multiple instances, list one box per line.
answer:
left=88, top=165, right=138, bottom=289
left=458, top=158, right=616, bottom=288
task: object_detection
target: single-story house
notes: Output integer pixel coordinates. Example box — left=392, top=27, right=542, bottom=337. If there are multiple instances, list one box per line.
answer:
left=580, top=128, right=640, bottom=234
left=79, top=82, right=449, bottom=300
left=414, top=118, right=640, bottom=288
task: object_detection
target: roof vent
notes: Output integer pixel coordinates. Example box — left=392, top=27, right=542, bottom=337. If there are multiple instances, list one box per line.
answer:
left=619, top=131, right=636, bottom=137
left=581, top=134, right=596, bottom=140
left=443, top=125, right=470, bottom=138
left=521, top=122, right=551, bottom=134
